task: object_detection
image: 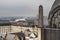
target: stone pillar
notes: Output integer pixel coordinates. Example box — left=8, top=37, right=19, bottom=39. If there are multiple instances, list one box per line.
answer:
left=38, top=5, right=44, bottom=40
left=38, top=5, right=43, bottom=28
left=38, top=28, right=41, bottom=40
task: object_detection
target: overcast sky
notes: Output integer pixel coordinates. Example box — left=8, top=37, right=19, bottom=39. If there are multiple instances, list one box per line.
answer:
left=0, top=0, right=55, bottom=17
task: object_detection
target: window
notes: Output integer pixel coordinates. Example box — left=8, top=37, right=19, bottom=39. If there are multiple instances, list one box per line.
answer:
left=51, top=10, right=60, bottom=28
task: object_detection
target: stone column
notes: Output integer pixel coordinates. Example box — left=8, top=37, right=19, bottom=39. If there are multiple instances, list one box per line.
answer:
left=38, top=5, right=43, bottom=28
left=38, top=5, right=44, bottom=40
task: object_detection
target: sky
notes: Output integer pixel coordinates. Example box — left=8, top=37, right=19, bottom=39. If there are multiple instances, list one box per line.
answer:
left=0, top=0, right=55, bottom=17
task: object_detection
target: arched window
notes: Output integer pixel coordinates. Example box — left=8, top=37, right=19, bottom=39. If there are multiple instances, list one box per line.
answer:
left=51, top=10, right=60, bottom=28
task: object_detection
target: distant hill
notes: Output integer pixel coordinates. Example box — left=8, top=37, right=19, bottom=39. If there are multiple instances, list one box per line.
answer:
left=0, top=16, right=25, bottom=21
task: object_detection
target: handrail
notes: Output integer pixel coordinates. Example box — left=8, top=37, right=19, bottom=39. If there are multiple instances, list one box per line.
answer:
left=42, top=28, right=60, bottom=30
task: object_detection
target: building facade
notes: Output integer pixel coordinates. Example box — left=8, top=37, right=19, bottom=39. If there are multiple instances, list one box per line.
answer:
left=48, top=0, right=60, bottom=28
left=43, top=0, right=60, bottom=40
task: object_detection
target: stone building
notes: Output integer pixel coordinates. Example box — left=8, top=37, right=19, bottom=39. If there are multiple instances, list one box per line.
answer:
left=42, top=0, right=60, bottom=40
left=0, top=20, right=11, bottom=34
left=48, top=0, right=60, bottom=28
left=13, top=19, right=28, bottom=26
left=0, top=19, right=40, bottom=40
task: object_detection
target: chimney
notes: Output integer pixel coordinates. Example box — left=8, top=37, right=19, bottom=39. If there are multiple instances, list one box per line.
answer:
left=38, top=5, right=43, bottom=28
